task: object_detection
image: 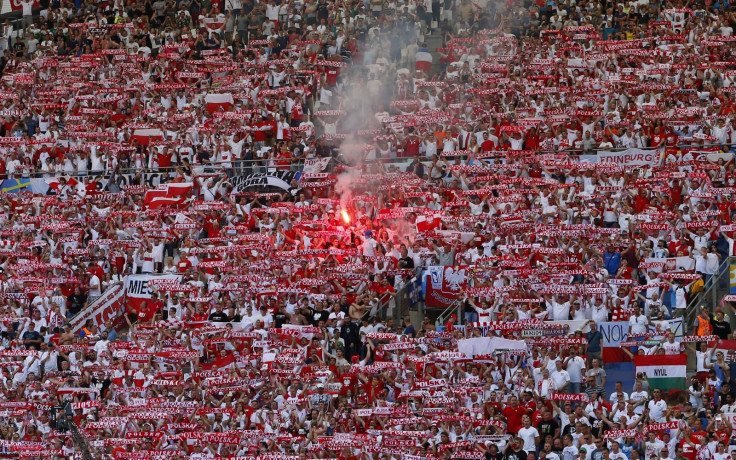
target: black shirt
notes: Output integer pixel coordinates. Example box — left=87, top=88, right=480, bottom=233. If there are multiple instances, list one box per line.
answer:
left=274, top=311, right=288, bottom=329
left=537, top=418, right=559, bottom=439
left=313, top=309, right=329, bottom=326
left=68, top=294, right=87, bottom=314
left=398, top=256, right=414, bottom=269
left=505, top=450, right=528, bottom=460
left=711, top=319, right=732, bottom=340
left=301, top=307, right=314, bottom=326
left=208, top=311, right=229, bottom=322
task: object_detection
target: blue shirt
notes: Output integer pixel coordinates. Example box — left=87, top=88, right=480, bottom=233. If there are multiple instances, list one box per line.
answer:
left=604, top=252, right=621, bottom=275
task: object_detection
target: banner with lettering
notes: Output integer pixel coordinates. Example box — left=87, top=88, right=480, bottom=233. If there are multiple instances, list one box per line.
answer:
left=424, top=265, right=468, bottom=308
left=124, top=274, right=182, bottom=315
left=230, top=171, right=302, bottom=193
left=597, top=148, right=662, bottom=168
left=634, top=354, right=686, bottom=391
left=302, top=158, right=331, bottom=174
left=68, top=285, right=125, bottom=334
left=599, top=321, right=630, bottom=363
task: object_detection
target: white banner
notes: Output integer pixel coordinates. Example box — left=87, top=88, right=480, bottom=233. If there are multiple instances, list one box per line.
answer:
left=124, top=274, right=182, bottom=313
left=598, top=148, right=661, bottom=167
left=68, top=285, right=125, bottom=334
left=457, top=337, right=527, bottom=358
left=641, top=257, right=695, bottom=273
left=302, top=158, right=331, bottom=174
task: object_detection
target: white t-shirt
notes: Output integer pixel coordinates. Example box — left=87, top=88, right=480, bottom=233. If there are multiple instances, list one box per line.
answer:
left=517, top=426, right=539, bottom=452
left=628, top=314, right=648, bottom=334
left=661, top=340, right=682, bottom=355
left=549, top=300, right=570, bottom=321
left=673, top=286, right=689, bottom=310
left=21, top=0, right=33, bottom=15
left=566, top=356, right=586, bottom=383
left=551, top=369, right=570, bottom=390
left=648, top=399, right=667, bottom=422
left=89, top=275, right=102, bottom=297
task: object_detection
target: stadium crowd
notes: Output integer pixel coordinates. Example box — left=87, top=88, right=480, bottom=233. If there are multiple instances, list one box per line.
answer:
left=0, top=0, right=736, bottom=458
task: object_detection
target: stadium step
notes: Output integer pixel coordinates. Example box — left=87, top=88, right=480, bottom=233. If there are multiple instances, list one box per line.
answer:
left=423, top=32, right=444, bottom=76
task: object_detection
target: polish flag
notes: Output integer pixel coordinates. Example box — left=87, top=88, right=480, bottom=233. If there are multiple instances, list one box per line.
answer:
left=415, top=48, right=433, bottom=73
left=416, top=215, right=441, bottom=233
left=205, top=93, right=234, bottom=114
left=45, top=175, right=79, bottom=190
left=132, top=128, right=164, bottom=146
left=166, top=182, right=194, bottom=197
left=144, top=182, right=193, bottom=209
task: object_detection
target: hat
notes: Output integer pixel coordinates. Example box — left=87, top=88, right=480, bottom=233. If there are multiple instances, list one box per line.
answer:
left=351, top=356, right=359, bottom=363
left=580, top=448, right=587, bottom=453
left=365, top=230, right=372, bottom=237
left=316, top=383, right=324, bottom=388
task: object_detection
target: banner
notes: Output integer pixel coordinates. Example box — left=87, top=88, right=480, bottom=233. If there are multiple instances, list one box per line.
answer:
left=731, top=263, right=736, bottom=294
left=1, top=0, right=40, bottom=13
left=124, top=274, right=181, bottom=314
left=67, top=285, right=125, bottom=334
left=303, top=158, right=331, bottom=174
left=598, top=148, right=661, bottom=167
left=599, top=321, right=629, bottom=347
left=634, top=354, right=686, bottom=390
left=715, top=340, right=736, bottom=363
left=0, top=178, right=50, bottom=195
left=230, top=171, right=302, bottom=193
left=720, top=413, right=736, bottom=437
left=456, top=337, right=527, bottom=358
left=406, top=277, right=423, bottom=310
left=424, top=266, right=468, bottom=308
left=599, top=321, right=629, bottom=363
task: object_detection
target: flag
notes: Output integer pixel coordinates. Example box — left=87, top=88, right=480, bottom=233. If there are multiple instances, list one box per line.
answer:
left=166, top=182, right=193, bottom=197
left=415, top=49, right=432, bottom=73
left=416, top=215, right=441, bottom=233
left=44, top=175, right=79, bottom=190
left=2, top=0, right=39, bottom=13
left=131, top=128, right=164, bottom=146
left=144, top=182, right=193, bottom=209
left=715, top=340, right=736, bottom=363
left=205, top=93, right=234, bottom=114
left=124, top=274, right=181, bottom=315
left=634, top=354, right=686, bottom=391
left=424, top=265, right=468, bottom=308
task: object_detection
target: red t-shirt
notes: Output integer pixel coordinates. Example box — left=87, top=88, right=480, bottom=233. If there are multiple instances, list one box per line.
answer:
left=325, top=69, right=339, bottom=86
left=502, top=405, right=528, bottom=434
left=405, top=139, right=420, bottom=157
left=177, top=258, right=192, bottom=273
left=157, top=151, right=174, bottom=168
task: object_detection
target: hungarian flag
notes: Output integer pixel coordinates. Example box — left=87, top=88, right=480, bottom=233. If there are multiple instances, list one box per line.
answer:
left=205, top=93, right=234, bottom=114
left=415, top=48, right=433, bottom=73
left=131, top=128, right=164, bottom=146
left=634, top=354, right=686, bottom=391
left=144, top=182, right=193, bottom=209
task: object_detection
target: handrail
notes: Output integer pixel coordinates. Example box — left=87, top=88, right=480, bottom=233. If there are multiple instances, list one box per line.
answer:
left=686, top=256, right=735, bottom=332
left=709, top=255, right=735, bottom=310
left=435, top=296, right=462, bottom=328
left=0, top=141, right=732, bottom=183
